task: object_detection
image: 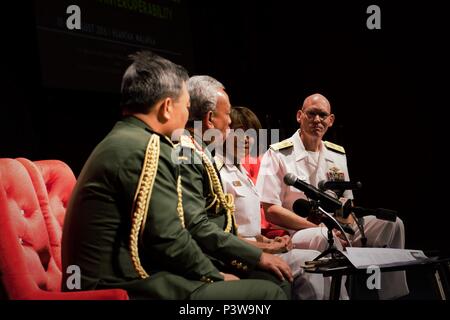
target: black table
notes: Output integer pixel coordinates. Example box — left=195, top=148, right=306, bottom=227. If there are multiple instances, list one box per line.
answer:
left=305, top=255, right=450, bottom=300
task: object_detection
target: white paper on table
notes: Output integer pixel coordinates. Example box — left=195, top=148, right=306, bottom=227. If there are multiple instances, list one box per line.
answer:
left=342, top=247, right=428, bottom=269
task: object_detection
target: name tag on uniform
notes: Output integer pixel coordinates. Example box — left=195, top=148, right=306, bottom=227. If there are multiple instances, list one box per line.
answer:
left=232, top=181, right=242, bottom=187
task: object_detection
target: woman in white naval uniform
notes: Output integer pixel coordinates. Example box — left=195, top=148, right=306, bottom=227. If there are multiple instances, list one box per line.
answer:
left=215, top=107, right=348, bottom=299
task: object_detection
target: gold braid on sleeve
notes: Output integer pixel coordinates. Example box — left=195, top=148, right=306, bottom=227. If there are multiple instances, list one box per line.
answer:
left=176, top=175, right=185, bottom=228
left=192, top=139, right=237, bottom=234
left=129, top=134, right=159, bottom=279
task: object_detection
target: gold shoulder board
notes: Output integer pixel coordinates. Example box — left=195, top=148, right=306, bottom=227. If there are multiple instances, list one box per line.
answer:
left=324, top=141, right=345, bottom=154
left=179, top=135, right=195, bottom=149
left=270, top=139, right=294, bottom=151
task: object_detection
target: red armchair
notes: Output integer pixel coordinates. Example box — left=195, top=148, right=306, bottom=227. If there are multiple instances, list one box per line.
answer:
left=0, top=158, right=128, bottom=300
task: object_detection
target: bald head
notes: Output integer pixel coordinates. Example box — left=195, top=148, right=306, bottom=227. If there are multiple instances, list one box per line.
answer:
left=302, top=93, right=331, bottom=113
left=297, top=93, right=335, bottom=142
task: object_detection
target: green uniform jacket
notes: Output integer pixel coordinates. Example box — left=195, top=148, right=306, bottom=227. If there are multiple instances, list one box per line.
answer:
left=62, top=116, right=224, bottom=299
left=177, top=135, right=263, bottom=274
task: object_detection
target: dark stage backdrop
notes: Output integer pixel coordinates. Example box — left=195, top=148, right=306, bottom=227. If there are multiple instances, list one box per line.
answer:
left=1, top=1, right=448, bottom=258
left=34, top=0, right=193, bottom=92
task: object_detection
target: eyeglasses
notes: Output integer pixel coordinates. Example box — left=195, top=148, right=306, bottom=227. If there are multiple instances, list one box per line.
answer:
left=302, top=110, right=331, bottom=121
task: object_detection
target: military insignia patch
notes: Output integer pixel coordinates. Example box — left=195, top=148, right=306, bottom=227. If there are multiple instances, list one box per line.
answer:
left=327, top=166, right=345, bottom=181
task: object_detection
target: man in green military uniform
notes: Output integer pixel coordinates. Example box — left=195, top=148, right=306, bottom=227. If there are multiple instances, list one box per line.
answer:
left=62, top=51, right=287, bottom=299
left=175, top=75, right=292, bottom=297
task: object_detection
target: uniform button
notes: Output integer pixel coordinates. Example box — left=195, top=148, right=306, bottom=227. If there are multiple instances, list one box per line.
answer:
left=18, top=237, right=24, bottom=245
left=237, top=262, right=243, bottom=269
left=231, top=260, right=237, bottom=266
left=242, top=265, right=248, bottom=271
left=200, top=276, right=213, bottom=283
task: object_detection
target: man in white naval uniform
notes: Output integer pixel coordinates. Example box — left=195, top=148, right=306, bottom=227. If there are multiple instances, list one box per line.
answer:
left=256, top=93, right=409, bottom=299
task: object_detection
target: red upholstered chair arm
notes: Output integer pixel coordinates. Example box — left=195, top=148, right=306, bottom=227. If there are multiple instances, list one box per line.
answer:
left=23, top=289, right=129, bottom=300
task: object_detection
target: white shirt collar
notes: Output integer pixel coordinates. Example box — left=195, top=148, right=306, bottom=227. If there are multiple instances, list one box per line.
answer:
left=291, top=129, right=334, bottom=162
left=291, top=130, right=308, bottom=162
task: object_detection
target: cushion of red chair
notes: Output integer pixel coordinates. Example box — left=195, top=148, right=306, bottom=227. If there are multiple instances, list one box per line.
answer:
left=0, top=158, right=129, bottom=300
left=0, top=159, right=62, bottom=298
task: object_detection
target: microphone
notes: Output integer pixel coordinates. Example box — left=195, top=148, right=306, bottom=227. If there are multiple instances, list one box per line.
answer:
left=292, top=198, right=312, bottom=218
left=318, top=180, right=362, bottom=191
left=342, top=199, right=397, bottom=222
left=283, top=173, right=342, bottom=213
left=292, top=198, right=355, bottom=235
left=292, top=198, right=321, bottom=225
left=292, top=199, right=354, bottom=240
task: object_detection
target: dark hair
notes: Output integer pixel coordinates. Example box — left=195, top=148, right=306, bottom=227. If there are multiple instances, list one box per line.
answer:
left=120, top=51, right=189, bottom=114
left=230, top=106, right=262, bottom=131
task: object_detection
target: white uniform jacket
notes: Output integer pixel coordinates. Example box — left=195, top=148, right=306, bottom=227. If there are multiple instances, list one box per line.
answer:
left=256, top=130, right=353, bottom=212
left=215, top=155, right=261, bottom=239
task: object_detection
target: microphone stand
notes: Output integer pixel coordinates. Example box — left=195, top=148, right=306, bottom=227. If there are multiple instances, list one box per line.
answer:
left=353, top=213, right=367, bottom=247
left=309, top=201, right=351, bottom=262
left=341, top=198, right=369, bottom=247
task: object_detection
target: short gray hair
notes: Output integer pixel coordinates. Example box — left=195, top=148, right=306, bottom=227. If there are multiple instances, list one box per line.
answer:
left=187, top=75, right=224, bottom=125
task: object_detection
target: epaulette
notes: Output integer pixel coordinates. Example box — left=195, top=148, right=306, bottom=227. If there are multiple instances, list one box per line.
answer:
left=179, top=135, right=196, bottom=149
left=270, top=139, right=293, bottom=151
left=214, top=156, right=224, bottom=171
left=323, top=141, right=345, bottom=154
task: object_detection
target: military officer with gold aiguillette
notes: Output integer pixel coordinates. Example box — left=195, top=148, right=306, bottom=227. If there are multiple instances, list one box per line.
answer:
left=174, top=75, right=293, bottom=298
left=61, top=52, right=287, bottom=300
